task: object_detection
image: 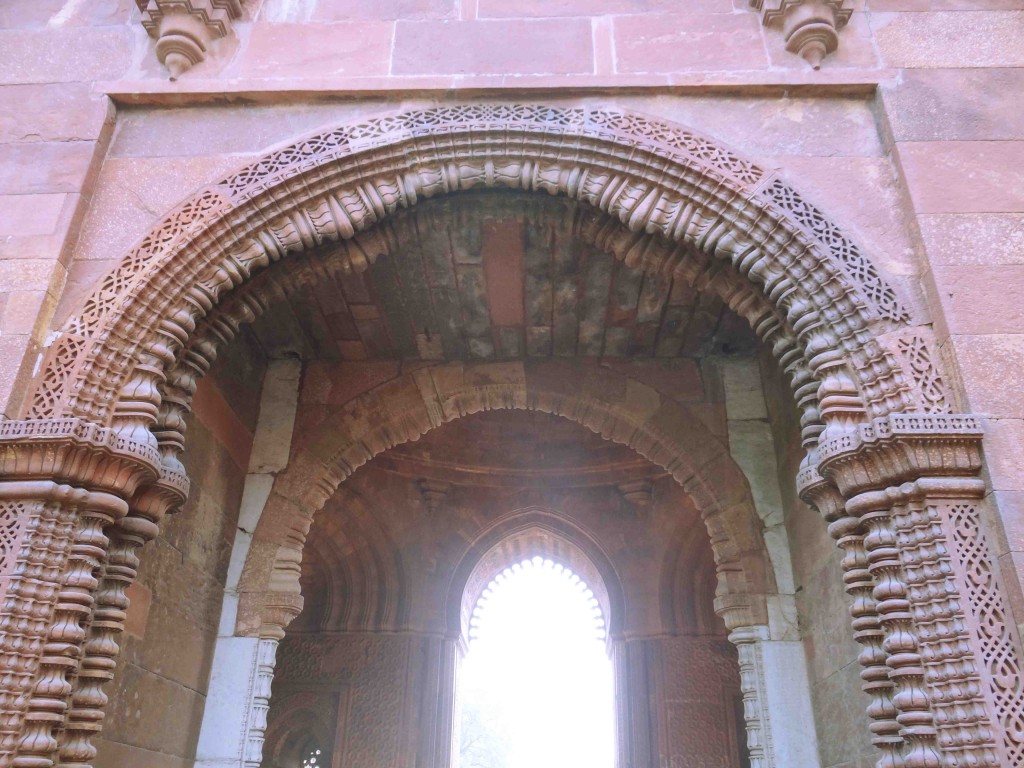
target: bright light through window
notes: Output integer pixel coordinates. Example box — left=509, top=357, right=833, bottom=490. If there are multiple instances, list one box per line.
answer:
left=301, top=747, right=322, bottom=767
left=458, top=556, right=614, bottom=768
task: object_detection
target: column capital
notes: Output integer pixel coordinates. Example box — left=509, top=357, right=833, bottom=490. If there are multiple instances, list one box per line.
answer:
left=815, top=413, right=984, bottom=497
left=0, top=417, right=163, bottom=499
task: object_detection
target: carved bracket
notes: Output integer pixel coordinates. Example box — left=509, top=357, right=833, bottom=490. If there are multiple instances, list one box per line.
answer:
left=618, top=480, right=653, bottom=519
left=418, top=479, right=451, bottom=517
left=749, top=0, right=853, bottom=69
left=136, top=0, right=242, bottom=79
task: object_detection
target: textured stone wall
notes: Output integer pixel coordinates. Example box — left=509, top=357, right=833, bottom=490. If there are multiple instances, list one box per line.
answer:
left=93, top=342, right=266, bottom=768
left=0, top=3, right=1021, bottom=767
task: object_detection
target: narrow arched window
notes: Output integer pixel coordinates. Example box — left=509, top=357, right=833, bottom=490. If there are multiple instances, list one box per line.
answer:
left=457, top=556, right=614, bottom=768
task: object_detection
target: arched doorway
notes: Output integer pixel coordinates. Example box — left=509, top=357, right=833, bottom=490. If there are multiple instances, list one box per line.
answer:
left=457, top=554, right=614, bottom=768
left=256, top=404, right=752, bottom=768
left=0, top=105, right=1020, bottom=768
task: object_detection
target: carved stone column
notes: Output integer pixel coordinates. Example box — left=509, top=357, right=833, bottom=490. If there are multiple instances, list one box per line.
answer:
left=802, top=473, right=904, bottom=767
left=57, top=477, right=185, bottom=768
left=728, top=625, right=821, bottom=768
left=808, top=413, right=1024, bottom=768
left=0, top=419, right=162, bottom=768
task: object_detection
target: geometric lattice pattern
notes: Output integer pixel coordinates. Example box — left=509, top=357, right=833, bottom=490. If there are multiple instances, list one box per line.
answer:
left=896, top=334, right=951, bottom=413
left=764, top=178, right=909, bottom=323
left=0, top=502, right=29, bottom=588
left=220, top=104, right=767, bottom=202
left=948, top=503, right=1024, bottom=766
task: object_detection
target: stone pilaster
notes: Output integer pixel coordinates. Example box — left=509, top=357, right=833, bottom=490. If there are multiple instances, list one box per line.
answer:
left=0, top=418, right=163, bottom=768
left=808, top=413, right=1024, bottom=768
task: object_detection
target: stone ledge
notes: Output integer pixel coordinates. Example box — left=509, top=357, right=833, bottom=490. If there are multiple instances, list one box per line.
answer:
left=95, top=69, right=896, bottom=106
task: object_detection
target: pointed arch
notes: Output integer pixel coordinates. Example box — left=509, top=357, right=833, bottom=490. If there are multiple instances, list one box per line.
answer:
left=445, top=508, right=625, bottom=644
left=234, top=360, right=776, bottom=637
left=22, top=104, right=945, bottom=446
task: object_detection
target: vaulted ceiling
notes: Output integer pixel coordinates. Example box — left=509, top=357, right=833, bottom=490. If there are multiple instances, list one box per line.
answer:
left=240, top=191, right=757, bottom=363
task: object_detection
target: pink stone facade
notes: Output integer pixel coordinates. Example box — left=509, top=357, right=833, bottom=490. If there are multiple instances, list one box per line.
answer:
left=0, top=3, right=1022, bottom=768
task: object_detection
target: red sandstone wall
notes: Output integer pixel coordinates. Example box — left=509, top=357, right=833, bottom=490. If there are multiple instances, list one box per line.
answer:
left=0, top=4, right=1021, bottom=768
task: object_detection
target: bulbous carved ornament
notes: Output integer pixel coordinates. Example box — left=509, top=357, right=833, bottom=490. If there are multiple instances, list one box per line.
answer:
left=749, top=0, right=853, bottom=69
left=136, top=0, right=242, bottom=79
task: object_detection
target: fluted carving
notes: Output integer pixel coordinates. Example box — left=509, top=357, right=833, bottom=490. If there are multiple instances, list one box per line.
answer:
left=57, top=474, right=180, bottom=768
left=859, top=498, right=940, bottom=768
left=0, top=424, right=161, bottom=768
left=729, top=626, right=771, bottom=768
left=14, top=491, right=126, bottom=768
left=243, top=638, right=279, bottom=768
left=833, top=515, right=903, bottom=766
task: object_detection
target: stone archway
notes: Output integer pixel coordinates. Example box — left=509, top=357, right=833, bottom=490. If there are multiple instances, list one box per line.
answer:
left=219, top=358, right=808, bottom=768
left=446, top=509, right=624, bottom=647
left=0, top=104, right=1019, bottom=768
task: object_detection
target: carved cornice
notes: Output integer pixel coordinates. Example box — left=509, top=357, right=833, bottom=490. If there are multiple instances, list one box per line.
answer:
left=0, top=417, right=162, bottom=497
left=749, top=0, right=853, bottom=69
left=136, top=0, right=242, bottom=79
left=817, top=413, right=984, bottom=497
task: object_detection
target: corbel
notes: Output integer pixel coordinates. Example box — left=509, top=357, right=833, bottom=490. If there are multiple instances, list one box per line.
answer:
left=418, top=479, right=452, bottom=517
left=749, top=0, right=853, bottom=69
left=618, top=479, right=653, bottom=519
left=136, top=0, right=242, bottom=79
